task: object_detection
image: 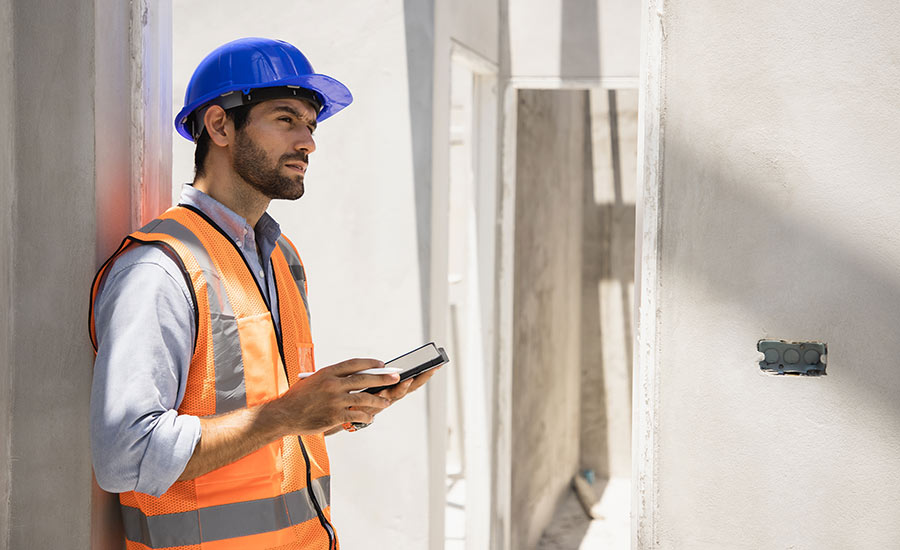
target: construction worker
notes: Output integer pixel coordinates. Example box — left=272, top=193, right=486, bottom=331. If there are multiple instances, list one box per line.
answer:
left=89, top=37, right=437, bottom=549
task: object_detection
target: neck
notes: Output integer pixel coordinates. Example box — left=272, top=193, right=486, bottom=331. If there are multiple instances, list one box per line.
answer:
left=193, top=173, right=270, bottom=227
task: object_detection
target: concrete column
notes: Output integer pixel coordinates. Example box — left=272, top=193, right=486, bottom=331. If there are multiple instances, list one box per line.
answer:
left=0, top=1, right=166, bottom=546
left=0, top=1, right=15, bottom=546
left=6, top=1, right=97, bottom=547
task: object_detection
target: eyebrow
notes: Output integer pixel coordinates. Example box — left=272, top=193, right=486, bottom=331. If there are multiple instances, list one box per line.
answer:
left=271, top=105, right=318, bottom=130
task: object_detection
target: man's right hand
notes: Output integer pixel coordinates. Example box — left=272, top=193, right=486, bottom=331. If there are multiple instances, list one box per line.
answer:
left=177, top=358, right=398, bottom=482
left=263, top=358, right=399, bottom=436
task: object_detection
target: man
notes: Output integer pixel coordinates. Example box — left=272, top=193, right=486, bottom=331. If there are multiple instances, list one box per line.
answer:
left=89, top=37, right=437, bottom=549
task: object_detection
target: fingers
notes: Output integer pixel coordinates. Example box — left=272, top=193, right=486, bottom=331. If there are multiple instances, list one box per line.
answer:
left=375, top=367, right=443, bottom=404
left=404, top=366, right=442, bottom=394
left=344, top=395, right=390, bottom=424
left=350, top=392, right=391, bottom=411
left=378, top=378, right=414, bottom=401
left=321, top=358, right=402, bottom=390
left=341, top=372, right=400, bottom=391
left=325, top=358, right=385, bottom=377
left=344, top=408, right=376, bottom=424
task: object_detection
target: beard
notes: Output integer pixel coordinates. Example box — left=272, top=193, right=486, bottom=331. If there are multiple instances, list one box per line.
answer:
left=232, top=130, right=308, bottom=200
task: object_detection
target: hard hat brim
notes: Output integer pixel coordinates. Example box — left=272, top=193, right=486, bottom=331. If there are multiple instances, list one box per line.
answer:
left=175, top=73, right=352, bottom=142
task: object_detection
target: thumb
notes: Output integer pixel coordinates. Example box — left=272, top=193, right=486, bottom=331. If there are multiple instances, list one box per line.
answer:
left=324, top=358, right=384, bottom=377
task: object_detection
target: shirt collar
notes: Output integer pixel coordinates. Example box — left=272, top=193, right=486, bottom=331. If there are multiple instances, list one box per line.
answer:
left=178, top=184, right=282, bottom=256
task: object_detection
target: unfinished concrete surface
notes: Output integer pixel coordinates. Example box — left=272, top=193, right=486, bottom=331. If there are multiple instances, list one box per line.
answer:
left=538, top=477, right=630, bottom=550
left=0, top=1, right=14, bottom=546
left=2, top=1, right=97, bottom=548
left=532, top=87, right=637, bottom=550
left=637, top=1, right=900, bottom=548
left=511, top=89, right=587, bottom=550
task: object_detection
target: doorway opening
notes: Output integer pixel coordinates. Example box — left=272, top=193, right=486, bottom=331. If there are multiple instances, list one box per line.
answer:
left=444, top=45, right=499, bottom=550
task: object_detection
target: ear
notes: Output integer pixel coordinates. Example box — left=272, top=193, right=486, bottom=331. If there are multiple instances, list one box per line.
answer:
left=203, top=105, right=232, bottom=147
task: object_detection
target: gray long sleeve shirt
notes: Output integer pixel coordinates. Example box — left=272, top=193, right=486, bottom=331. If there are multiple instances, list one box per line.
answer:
left=90, top=185, right=284, bottom=497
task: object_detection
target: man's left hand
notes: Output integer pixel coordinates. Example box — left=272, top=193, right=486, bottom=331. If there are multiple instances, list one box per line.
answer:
left=330, top=366, right=443, bottom=434
left=376, top=365, right=441, bottom=405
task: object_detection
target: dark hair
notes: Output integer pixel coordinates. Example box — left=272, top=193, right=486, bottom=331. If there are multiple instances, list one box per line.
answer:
left=193, top=103, right=254, bottom=179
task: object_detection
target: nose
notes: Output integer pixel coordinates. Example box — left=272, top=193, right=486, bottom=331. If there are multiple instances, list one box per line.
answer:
left=295, top=126, right=316, bottom=154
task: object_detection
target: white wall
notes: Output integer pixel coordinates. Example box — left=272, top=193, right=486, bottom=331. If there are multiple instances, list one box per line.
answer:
left=451, top=0, right=499, bottom=64
left=173, top=2, right=435, bottom=547
left=638, top=1, right=900, bottom=548
left=508, top=0, right=640, bottom=84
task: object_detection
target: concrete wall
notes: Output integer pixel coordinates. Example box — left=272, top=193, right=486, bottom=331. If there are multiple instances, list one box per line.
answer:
left=451, top=0, right=499, bottom=64
left=511, top=89, right=586, bottom=550
left=508, top=0, right=640, bottom=83
left=2, top=1, right=97, bottom=547
left=638, top=1, right=900, bottom=548
left=0, top=2, right=14, bottom=547
left=173, top=2, right=436, bottom=548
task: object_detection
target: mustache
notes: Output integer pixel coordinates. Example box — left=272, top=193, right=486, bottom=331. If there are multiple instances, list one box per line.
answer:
left=280, top=152, right=309, bottom=163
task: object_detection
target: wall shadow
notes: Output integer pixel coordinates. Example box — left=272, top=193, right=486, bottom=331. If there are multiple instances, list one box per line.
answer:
left=650, top=118, right=900, bottom=545
left=403, top=0, right=435, bottom=332
left=560, top=0, right=600, bottom=79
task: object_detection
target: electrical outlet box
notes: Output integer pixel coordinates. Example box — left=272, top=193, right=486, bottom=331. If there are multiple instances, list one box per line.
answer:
left=758, top=340, right=826, bottom=376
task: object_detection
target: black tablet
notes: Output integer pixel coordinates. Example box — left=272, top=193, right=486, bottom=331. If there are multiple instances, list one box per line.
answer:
left=362, top=342, right=449, bottom=394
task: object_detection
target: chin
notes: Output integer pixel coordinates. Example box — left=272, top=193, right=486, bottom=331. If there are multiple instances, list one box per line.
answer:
left=270, top=184, right=304, bottom=200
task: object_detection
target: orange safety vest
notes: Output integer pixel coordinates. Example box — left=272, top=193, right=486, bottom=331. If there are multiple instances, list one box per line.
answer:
left=89, top=205, right=338, bottom=550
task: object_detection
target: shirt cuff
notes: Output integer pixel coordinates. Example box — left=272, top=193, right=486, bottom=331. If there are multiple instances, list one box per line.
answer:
left=134, top=410, right=201, bottom=497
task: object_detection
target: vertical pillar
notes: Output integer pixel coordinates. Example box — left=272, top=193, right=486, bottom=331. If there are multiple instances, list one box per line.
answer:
left=0, top=1, right=15, bottom=545
left=93, top=1, right=172, bottom=547
left=428, top=0, right=451, bottom=547
left=0, top=1, right=171, bottom=547
left=8, top=2, right=97, bottom=547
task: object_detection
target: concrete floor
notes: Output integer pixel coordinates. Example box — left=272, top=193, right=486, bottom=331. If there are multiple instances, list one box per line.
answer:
left=537, top=477, right=630, bottom=550
left=445, top=475, right=466, bottom=550
left=445, top=474, right=629, bottom=549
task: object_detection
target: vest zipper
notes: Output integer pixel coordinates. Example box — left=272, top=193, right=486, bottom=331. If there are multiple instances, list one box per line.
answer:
left=272, top=261, right=337, bottom=550
left=299, top=435, right=337, bottom=549
left=180, top=204, right=337, bottom=549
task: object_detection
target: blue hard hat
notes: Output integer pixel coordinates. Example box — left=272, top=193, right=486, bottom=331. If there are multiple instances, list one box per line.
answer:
left=175, top=37, right=353, bottom=141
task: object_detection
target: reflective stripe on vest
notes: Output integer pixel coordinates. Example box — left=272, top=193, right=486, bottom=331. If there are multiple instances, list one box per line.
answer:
left=276, top=236, right=310, bottom=322
left=139, top=217, right=247, bottom=413
left=121, top=476, right=331, bottom=548
left=90, top=206, right=336, bottom=550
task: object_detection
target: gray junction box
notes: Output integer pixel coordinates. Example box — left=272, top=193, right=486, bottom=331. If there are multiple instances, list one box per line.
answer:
left=757, top=340, right=827, bottom=376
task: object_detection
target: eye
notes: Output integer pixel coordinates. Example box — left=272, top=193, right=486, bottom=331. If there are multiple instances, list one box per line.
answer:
left=279, top=116, right=294, bottom=124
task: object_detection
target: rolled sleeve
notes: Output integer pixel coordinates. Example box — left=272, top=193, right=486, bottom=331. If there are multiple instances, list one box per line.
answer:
left=90, top=245, right=201, bottom=497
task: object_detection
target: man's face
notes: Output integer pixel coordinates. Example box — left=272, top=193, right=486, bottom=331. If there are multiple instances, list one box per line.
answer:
left=231, top=98, right=318, bottom=200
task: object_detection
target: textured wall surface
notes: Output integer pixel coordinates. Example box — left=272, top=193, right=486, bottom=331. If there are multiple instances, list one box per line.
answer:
left=647, top=2, right=900, bottom=548
left=0, top=2, right=14, bottom=548
left=5, top=1, right=97, bottom=548
left=511, top=89, right=586, bottom=550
